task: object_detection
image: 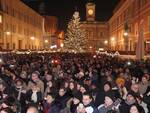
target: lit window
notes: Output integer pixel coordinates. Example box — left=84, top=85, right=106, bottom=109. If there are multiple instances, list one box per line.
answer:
left=0, top=15, right=2, bottom=23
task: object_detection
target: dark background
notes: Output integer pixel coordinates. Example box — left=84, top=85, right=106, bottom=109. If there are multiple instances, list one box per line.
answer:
left=22, top=0, right=120, bottom=30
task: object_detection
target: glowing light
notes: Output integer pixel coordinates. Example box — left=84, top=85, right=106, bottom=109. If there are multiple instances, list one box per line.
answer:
left=6, top=31, right=11, bottom=35
left=99, top=48, right=104, bottom=51
left=45, top=40, right=48, bottom=43
left=124, top=32, right=128, bottom=36
left=60, top=43, right=64, bottom=48
left=111, top=37, right=115, bottom=41
left=127, top=61, right=131, bottom=65
left=0, top=58, right=3, bottom=63
left=51, top=60, right=54, bottom=63
left=55, top=60, right=58, bottom=63
left=89, top=46, right=92, bottom=49
left=93, top=55, right=96, bottom=58
left=104, top=40, right=108, bottom=44
left=50, top=45, right=57, bottom=49
left=30, top=36, right=35, bottom=40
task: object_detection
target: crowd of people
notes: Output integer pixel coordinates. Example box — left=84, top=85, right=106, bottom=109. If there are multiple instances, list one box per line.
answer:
left=0, top=52, right=149, bottom=113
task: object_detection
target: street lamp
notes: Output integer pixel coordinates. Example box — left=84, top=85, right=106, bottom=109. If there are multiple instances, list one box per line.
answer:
left=111, top=37, right=115, bottom=41
left=6, top=31, right=11, bottom=35
left=104, top=40, right=108, bottom=44
left=124, top=31, right=129, bottom=54
left=60, top=43, right=64, bottom=48
left=124, top=32, right=128, bottom=37
left=44, top=39, right=48, bottom=43
left=89, top=46, right=92, bottom=49
left=30, top=36, right=35, bottom=40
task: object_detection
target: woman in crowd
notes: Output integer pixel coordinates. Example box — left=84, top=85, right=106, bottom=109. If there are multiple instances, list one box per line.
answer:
left=26, top=82, right=42, bottom=105
left=44, top=80, right=56, bottom=98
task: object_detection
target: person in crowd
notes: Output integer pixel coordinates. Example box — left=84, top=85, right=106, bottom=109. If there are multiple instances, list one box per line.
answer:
left=26, top=105, right=39, bottom=113
left=13, top=79, right=26, bottom=113
left=130, top=105, right=140, bottom=113
left=26, top=82, right=42, bottom=105
left=81, top=92, right=95, bottom=113
left=43, top=92, right=60, bottom=113
left=129, top=104, right=145, bottom=113
left=97, top=92, right=120, bottom=113
left=119, top=92, right=137, bottom=113
left=0, top=81, right=10, bottom=100
left=136, top=95, right=148, bottom=113
left=0, top=107, right=14, bottom=113
left=43, top=71, right=53, bottom=90
left=19, top=71, right=28, bottom=86
left=139, top=76, right=149, bottom=95
left=143, top=90, right=150, bottom=112
left=130, top=83, right=140, bottom=97
left=0, top=67, right=12, bottom=87
left=95, top=81, right=112, bottom=107
left=70, top=91, right=82, bottom=113
left=67, top=81, right=77, bottom=97
left=115, top=77, right=128, bottom=99
left=27, top=71, right=44, bottom=94
left=0, top=96, right=20, bottom=113
left=80, top=84, right=89, bottom=94
left=44, top=81, right=56, bottom=97
left=56, top=87, right=71, bottom=112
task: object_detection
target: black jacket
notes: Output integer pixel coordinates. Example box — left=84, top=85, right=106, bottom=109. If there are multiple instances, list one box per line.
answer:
left=26, top=90, right=42, bottom=104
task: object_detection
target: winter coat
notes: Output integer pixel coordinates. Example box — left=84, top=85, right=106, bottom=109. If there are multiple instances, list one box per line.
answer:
left=26, top=90, right=42, bottom=104
left=119, top=101, right=133, bottom=113
left=56, top=94, right=71, bottom=111
left=43, top=101, right=60, bottom=113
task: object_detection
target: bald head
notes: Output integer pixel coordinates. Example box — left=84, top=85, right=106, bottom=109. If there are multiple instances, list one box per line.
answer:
left=27, top=106, right=38, bottom=113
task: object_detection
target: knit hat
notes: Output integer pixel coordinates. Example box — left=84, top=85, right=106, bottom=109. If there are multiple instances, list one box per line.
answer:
left=127, top=91, right=136, bottom=99
left=73, top=92, right=82, bottom=101
left=105, top=92, right=115, bottom=102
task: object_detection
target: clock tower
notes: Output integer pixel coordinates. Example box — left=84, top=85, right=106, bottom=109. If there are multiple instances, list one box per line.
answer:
left=86, top=2, right=95, bottom=21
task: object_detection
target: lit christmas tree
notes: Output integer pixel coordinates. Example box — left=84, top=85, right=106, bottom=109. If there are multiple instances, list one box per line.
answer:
left=64, top=11, right=87, bottom=52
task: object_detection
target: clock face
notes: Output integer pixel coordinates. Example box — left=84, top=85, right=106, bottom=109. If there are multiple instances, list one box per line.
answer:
left=88, top=9, right=93, bottom=15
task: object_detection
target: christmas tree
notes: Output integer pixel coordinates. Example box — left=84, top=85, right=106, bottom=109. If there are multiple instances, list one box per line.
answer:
left=64, top=11, right=87, bottom=52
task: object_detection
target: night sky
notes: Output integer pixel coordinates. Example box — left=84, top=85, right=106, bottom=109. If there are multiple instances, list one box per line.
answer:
left=22, top=0, right=120, bottom=30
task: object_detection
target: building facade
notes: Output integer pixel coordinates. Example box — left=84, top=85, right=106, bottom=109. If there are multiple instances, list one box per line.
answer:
left=0, top=0, right=44, bottom=50
left=43, top=16, right=58, bottom=49
left=0, top=6, right=3, bottom=50
left=81, top=2, right=109, bottom=51
left=109, top=0, right=150, bottom=53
